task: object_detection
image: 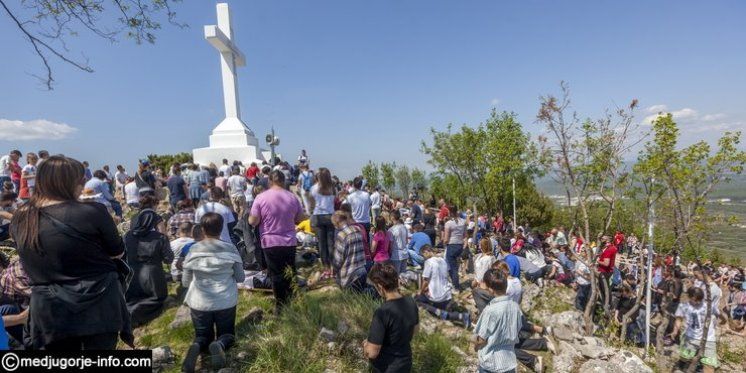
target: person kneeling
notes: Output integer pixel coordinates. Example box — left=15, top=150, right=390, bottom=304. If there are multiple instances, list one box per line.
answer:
left=415, top=246, right=470, bottom=328
left=181, top=213, right=245, bottom=372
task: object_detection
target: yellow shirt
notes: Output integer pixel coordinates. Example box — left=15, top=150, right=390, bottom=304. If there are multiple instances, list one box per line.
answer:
left=296, top=219, right=312, bottom=234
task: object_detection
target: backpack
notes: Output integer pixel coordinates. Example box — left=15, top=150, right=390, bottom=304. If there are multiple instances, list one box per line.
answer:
left=301, top=171, right=314, bottom=192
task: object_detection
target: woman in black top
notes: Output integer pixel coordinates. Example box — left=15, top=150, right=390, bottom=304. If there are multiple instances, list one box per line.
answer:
left=11, top=156, right=132, bottom=350
left=364, top=262, right=419, bottom=373
left=124, top=196, right=173, bottom=327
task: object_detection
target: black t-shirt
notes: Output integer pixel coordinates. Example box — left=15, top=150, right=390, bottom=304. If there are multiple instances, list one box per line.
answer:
left=368, top=296, right=419, bottom=372
left=166, top=175, right=187, bottom=202
left=616, top=295, right=638, bottom=322
left=14, top=201, right=124, bottom=285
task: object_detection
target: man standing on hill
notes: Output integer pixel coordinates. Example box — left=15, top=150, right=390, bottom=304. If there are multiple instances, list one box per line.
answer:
left=346, top=177, right=372, bottom=234
left=297, top=164, right=314, bottom=216
left=597, top=235, right=618, bottom=303
left=370, top=187, right=382, bottom=220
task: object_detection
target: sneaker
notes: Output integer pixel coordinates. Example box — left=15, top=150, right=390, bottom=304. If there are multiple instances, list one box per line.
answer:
left=208, top=341, right=226, bottom=370
left=537, top=278, right=544, bottom=288
left=182, top=343, right=200, bottom=373
left=535, top=355, right=544, bottom=372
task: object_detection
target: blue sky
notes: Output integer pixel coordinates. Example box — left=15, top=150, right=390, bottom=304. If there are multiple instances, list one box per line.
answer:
left=2, top=0, right=745, bottom=179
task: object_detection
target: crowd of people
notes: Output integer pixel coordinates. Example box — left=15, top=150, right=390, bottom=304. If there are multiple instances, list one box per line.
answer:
left=0, top=147, right=744, bottom=373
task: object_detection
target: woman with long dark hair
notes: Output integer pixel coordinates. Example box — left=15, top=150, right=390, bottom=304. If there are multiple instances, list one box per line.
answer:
left=309, top=167, right=336, bottom=277
left=11, top=156, right=132, bottom=350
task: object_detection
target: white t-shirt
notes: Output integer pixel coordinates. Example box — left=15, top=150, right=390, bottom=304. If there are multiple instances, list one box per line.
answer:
left=115, top=170, right=129, bottom=188
left=219, top=164, right=231, bottom=177
left=170, top=237, right=194, bottom=277
left=194, top=202, right=236, bottom=242
left=310, top=184, right=334, bottom=215
left=474, top=254, right=497, bottom=283
left=370, top=191, right=381, bottom=209
left=575, top=260, right=590, bottom=286
left=506, top=277, right=523, bottom=304
left=124, top=182, right=140, bottom=204
left=227, top=175, right=247, bottom=197
left=22, top=164, right=36, bottom=188
left=0, top=155, right=10, bottom=177
left=346, top=189, right=371, bottom=224
left=423, top=256, right=452, bottom=303
left=675, top=302, right=717, bottom=341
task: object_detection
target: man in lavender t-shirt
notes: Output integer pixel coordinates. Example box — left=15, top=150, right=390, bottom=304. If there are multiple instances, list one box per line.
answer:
left=249, top=170, right=306, bottom=313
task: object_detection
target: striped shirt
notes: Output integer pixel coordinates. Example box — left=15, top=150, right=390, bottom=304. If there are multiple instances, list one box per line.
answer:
left=474, top=295, right=522, bottom=372
left=333, top=224, right=367, bottom=287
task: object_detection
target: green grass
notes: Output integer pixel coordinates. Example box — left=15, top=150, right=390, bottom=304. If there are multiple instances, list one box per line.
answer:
left=136, top=285, right=466, bottom=372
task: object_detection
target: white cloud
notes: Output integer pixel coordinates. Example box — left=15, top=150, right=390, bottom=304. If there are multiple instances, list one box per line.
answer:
left=490, top=98, right=500, bottom=107
left=0, top=119, right=78, bottom=141
left=646, top=104, right=668, bottom=113
left=701, top=113, right=726, bottom=122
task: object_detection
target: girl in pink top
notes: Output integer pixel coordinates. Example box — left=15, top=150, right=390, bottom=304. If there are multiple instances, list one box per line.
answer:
left=371, top=216, right=391, bottom=262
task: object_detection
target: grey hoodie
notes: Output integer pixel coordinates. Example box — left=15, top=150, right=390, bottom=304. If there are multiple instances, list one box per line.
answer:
left=182, top=239, right=245, bottom=312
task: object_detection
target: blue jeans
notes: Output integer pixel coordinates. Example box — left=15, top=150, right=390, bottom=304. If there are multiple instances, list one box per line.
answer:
left=446, top=244, right=464, bottom=290
left=0, top=304, right=23, bottom=343
left=390, top=259, right=407, bottom=273
left=109, top=200, right=123, bottom=218
left=408, top=249, right=424, bottom=266
left=575, top=283, right=590, bottom=311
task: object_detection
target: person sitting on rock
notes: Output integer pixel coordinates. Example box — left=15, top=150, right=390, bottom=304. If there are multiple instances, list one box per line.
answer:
left=363, top=261, right=419, bottom=372
left=415, top=245, right=470, bottom=328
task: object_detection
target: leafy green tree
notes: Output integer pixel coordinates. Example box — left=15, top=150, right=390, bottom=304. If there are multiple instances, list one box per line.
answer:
left=361, top=161, right=380, bottom=188
left=633, top=113, right=746, bottom=258
left=147, top=152, right=192, bottom=174
left=411, top=167, right=427, bottom=193
left=395, top=165, right=411, bottom=197
left=421, top=109, right=547, bottom=225
left=380, top=162, right=396, bottom=192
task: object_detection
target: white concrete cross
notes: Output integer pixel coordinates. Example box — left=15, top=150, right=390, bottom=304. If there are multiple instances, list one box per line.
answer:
left=205, top=3, right=246, bottom=120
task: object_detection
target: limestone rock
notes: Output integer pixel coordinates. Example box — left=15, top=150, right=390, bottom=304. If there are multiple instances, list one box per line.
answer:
left=169, top=305, right=191, bottom=329
left=543, top=310, right=585, bottom=334
left=609, top=350, right=653, bottom=373
left=520, top=283, right=541, bottom=310
left=576, top=336, right=613, bottom=360
left=151, top=346, right=174, bottom=366
left=318, top=327, right=336, bottom=342
left=553, top=326, right=575, bottom=342
left=552, top=341, right=581, bottom=373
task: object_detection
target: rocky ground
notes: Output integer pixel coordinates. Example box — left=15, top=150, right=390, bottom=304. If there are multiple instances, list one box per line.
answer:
left=137, top=261, right=745, bottom=373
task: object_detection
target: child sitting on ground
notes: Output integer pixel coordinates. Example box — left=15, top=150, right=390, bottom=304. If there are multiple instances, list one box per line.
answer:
left=181, top=213, right=245, bottom=372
